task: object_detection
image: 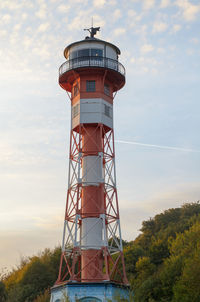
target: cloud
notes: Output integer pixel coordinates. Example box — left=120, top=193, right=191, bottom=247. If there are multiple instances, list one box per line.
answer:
left=172, top=24, right=181, bottom=33
left=113, top=27, right=126, bottom=36
left=22, top=13, right=28, bottom=20
left=126, top=55, right=160, bottom=75
left=146, top=183, right=200, bottom=212
left=57, top=4, right=71, bottom=13
left=190, top=37, right=199, bottom=44
left=13, top=24, right=21, bottom=32
left=32, top=46, right=51, bottom=59
left=0, top=228, right=62, bottom=271
left=0, top=29, right=7, bottom=37
left=37, top=22, right=50, bottom=32
left=134, top=24, right=147, bottom=36
left=113, top=9, right=121, bottom=20
left=93, top=0, right=106, bottom=8
left=1, top=14, right=11, bottom=24
left=141, top=44, right=154, bottom=53
left=175, top=0, right=200, bottom=21
left=69, top=0, right=88, bottom=2
left=35, top=0, right=47, bottom=19
left=93, top=0, right=116, bottom=7
left=186, top=49, right=194, bottom=55
left=152, top=21, right=168, bottom=33
left=157, top=47, right=165, bottom=53
left=0, top=1, right=23, bottom=10
left=92, top=14, right=106, bottom=28
left=115, top=140, right=200, bottom=153
left=33, top=213, right=63, bottom=230
left=36, top=8, right=47, bottom=19
left=121, top=182, right=200, bottom=240
left=109, top=0, right=116, bottom=4
left=67, top=12, right=89, bottom=31
left=23, top=36, right=33, bottom=49
left=0, top=142, right=46, bottom=167
left=0, top=204, right=64, bottom=270
left=128, top=9, right=137, bottom=18
left=160, top=0, right=170, bottom=8
left=143, top=0, right=155, bottom=10
left=68, top=11, right=105, bottom=31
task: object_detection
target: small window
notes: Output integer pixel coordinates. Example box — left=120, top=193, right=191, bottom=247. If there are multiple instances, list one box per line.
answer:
left=71, top=51, right=77, bottom=59
left=104, top=84, right=110, bottom=96
left=104, top=104, right=111, bottom=117
left=73, top=84, right=79, bottom=97
left=86, top=80, right=96, bottom=92
left=91, top=49, right=103, bottom=57
left=72, top=104, right=79, bottom=118
left=78, top=49, right=90, bottom=58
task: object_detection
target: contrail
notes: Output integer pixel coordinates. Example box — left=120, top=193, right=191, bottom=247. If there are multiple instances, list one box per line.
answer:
left=115, top=140, right=200, bottom=153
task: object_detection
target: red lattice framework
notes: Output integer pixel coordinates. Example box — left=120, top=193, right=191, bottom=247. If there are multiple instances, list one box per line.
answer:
left=56, top=124, right=128, bottom=285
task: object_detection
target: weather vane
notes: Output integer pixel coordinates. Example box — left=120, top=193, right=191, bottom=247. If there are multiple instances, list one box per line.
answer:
left=84, top=26, right=100, bottom=38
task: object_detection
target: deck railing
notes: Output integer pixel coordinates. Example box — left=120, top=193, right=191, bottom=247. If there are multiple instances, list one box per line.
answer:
left=59, top=56, right=125, bottom=77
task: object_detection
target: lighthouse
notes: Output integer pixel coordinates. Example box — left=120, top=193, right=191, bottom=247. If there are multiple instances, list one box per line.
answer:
left=50, top=27, right=130, bottom=302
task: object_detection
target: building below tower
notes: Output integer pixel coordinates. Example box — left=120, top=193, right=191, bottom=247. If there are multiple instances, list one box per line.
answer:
left=51, top=282, right=131, bottom=302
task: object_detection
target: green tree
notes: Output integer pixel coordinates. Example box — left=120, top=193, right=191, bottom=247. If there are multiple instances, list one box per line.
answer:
left=0, top=281, right=7, bottom=302
left=33, top=289, right=50, bottom=302
left=159, top=255, right=182, bottom=301
left=130, top=202, right=200, bottom=301
left=4, top=246, right=61, bottom=302
left=19, top=257, right=52, bottom=301
left=124, top=244, right=144, bottom=277
left=149, top=238, right=169, bottom=265
left=172, top=247, right=200, bottom=301
left=2, top=202, right=200, bottom=302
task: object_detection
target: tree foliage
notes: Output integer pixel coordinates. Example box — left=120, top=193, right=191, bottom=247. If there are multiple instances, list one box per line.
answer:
left=2, top=247, right=61, bottom=302
left=0, top=281, right=7, bottom=302
left=33, top=289, right=50, bottom=302
left=1, top=202, right=200, bottom=301
left=126, top=201, right=200, bottom=301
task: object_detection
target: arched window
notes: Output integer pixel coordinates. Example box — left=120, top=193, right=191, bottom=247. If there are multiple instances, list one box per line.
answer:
left=78, top=297, right=102, bottom=302
left=55, top=299, right=61, bottom=302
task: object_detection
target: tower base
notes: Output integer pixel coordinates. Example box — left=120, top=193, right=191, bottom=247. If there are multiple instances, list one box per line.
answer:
left=50, top=282, right=132, bottom=302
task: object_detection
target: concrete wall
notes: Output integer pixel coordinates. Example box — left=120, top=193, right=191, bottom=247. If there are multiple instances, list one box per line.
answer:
left=50, top=283, right=131, bottom=302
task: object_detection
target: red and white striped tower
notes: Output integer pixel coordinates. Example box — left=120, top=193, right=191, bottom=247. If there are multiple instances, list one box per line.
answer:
left=53, top=28, right=128, bottom=297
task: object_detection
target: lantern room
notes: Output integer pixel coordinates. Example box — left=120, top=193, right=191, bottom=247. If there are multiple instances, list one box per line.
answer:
left=59, top=35, right=125, bottom=93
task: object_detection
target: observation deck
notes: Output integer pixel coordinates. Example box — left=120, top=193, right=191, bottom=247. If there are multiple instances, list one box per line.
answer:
left=59, top=56, right=125, bottom=92
left=59, top=56, right=125, bottom=77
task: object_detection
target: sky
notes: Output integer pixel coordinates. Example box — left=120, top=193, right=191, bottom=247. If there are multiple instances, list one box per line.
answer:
left=0, top=0, right=200, bottom=272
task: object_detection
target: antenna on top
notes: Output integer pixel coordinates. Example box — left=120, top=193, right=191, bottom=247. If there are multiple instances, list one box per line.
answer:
left=84, top=26, right=100, bottom=38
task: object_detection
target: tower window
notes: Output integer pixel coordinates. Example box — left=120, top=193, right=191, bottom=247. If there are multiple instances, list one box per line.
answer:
left=91, top=49, right=103, bottom=58
left=104, top=84, right=110, bottom=96
left=70, top=48, right=103, bottom=60
left=73, top=84, right=79, bottom=97
left=86, top=80, right=96, bottom=92
left=71, top=51, right=77, bottom=59
left=104, top=104, right=111, bottom=117
left=72, top=104, right=79, bottom=118
left=78, top=49, right=90, bottom=58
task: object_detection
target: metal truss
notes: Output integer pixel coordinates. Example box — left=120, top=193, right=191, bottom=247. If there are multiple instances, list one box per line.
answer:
left=56, top=124, right=128, bottom=285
